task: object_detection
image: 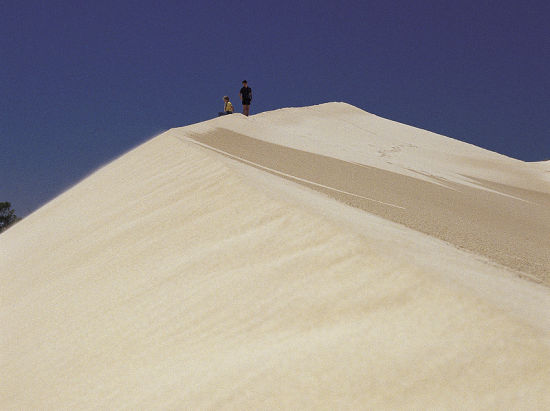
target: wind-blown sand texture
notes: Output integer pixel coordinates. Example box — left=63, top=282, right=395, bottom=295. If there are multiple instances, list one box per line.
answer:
left=187, top=128, right=550, bottom=284
left=2, top=103, right=549, bottom=409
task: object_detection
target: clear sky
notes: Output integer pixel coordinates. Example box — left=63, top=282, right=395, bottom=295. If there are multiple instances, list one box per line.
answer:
left=2, top=0, right=549, bottom=216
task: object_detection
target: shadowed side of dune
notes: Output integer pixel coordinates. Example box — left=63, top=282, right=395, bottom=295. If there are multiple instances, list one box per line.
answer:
left=186, top=128, right=550, bottom=285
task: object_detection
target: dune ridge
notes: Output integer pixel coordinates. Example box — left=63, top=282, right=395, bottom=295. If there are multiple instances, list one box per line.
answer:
left=178, top=104, right=550, bottom=284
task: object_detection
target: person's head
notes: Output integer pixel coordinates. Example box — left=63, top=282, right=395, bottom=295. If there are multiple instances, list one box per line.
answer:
left=223, top=96, right=229, bottom=101
left=242, top=80, right=247, bottom=86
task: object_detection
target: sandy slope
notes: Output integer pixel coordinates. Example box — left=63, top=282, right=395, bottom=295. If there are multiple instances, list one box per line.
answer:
left=181, top=104, right=550, bottom=284
left=2, top=104, right=550, bottom=409
left=188, top=103, right=549, bottom=194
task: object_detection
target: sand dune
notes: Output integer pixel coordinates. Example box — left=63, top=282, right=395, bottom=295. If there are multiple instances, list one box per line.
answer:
left=2, top=103, right=549, bottom=409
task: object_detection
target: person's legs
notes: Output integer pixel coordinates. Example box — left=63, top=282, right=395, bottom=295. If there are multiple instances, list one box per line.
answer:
left=243, top=104, right=250, bottom=116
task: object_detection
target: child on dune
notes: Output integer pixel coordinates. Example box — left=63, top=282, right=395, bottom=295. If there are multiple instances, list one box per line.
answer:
left=218, top=96, right=234, bottom=116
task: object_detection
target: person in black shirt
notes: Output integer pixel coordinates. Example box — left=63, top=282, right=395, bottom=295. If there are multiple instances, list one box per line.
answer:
left=239, top=80, right=252, bottom=116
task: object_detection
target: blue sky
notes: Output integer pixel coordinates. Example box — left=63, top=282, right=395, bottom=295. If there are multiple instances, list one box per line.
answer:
left=2, top=0, right=549, bottom=216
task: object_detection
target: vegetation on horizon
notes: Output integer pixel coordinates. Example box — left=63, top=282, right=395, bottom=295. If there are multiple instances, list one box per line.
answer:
left=0, top=202, right=21, bottom=233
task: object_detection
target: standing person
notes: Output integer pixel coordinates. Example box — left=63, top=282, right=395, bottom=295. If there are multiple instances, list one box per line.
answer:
left=218, top=96, right=234, bottom=116
left=239, top=80, right=252, bottom=116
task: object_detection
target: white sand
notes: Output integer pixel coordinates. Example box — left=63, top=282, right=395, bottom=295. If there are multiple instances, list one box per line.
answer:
left=2, top=104, right=549, bottom=409
left=180, top=106, right=550, bottom=283
left=188, top=103, right=549, bottom=194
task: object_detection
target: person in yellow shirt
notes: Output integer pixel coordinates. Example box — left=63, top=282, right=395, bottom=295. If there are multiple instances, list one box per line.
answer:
left=218, top=96, right=234, bottom=116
